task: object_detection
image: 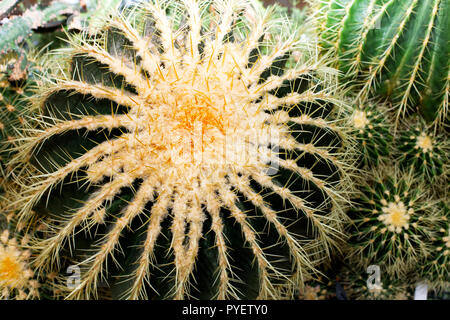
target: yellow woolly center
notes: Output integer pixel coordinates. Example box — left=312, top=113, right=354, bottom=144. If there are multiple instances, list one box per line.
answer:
left=416, top=133, right=433, bottom=152
left=352, top=110, right=369, bottom=129
left=0, top=246, right=26, bottom=288
left=83, top=38, right=277, bottom=184
left=173, top=93, right=226, bottom=134
left=378, top=201, right=411, bottom=233
left=0, top=256, right=21, bottom=285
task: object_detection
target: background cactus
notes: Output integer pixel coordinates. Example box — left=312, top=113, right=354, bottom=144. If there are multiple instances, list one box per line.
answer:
left=348, top=100, right=392, bottom=167
left=6, top=0, right=356, bottom=300
left=397, top=118, right=449, bottom=182
left=420, top=201, right=449, bottom=293
left=296, top=279, right=335, bottom=300
left=0, top=54, right=42, bottom=168
left=315, top=0, right=450, bottom=126
left=347, top=167, right=440, bottom=277
left=339, top=267, right=413, bottom=300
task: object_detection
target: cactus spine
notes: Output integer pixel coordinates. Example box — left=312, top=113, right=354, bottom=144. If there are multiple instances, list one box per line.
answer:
left=316, top=0, right=450, bottom=126
left=6, top=0, right=355, bottom=300
left=349, top=101, right=392, bottom=167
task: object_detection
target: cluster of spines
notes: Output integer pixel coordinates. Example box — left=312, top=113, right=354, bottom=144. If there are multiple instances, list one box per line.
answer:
left=0, top=79, right=30, bottom=165
left=5, top=0, right=356, bottom=300
left=315, top=0, right=450, bottom=126
left=420, top=202, right=449, bottom=293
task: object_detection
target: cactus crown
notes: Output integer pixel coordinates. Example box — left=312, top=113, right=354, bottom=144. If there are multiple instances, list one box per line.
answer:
left=349, top=101, right=392, bottom=167
left=7, top=0, right=355, bottom=299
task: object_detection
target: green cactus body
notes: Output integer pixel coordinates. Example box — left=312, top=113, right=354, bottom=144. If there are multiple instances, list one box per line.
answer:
left=397, top=120, right=448, bottom=181
left=421, top=203, right=449, bottom=293
left=5, top=0, right=355, bottom=300
left=348, top=168, right=439, bottom=277
left=349, top=101, right=392, bottom=167
left=317, top=0, right=450, bottom=125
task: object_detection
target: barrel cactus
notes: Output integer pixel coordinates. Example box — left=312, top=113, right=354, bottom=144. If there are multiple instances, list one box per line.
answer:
left=315, top=0, right=450, bottom=126
left=347, top=167, right=439, bottom=277
left=397, top=119, right=449, bottom=182
left=5, top=0, right=355, bottom=300
left=349, top=101, right=392, bottom=167
left=0, top=77, right=31, bottom=165
left=420, top=202, right=449, bottom=293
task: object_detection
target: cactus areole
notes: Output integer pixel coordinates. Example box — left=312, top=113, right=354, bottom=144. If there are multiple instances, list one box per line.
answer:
left=8, top=0, right=354, bottom=299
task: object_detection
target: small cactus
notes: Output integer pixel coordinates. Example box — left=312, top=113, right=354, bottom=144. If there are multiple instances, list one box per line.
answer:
left=347, top=167, right=439, bottom=277
left=315, top=0, right=450, bottom=126
left=349, top=101, right=392, bottom=167
left=0, top=79, right=30, bottom=163
left=6, top=0, right=355, bottom=300
left=420, top=202, right=449, bottom=293
left=0, top=229, right=40, bottom=299
left=397, top=119, right=449, bottom=182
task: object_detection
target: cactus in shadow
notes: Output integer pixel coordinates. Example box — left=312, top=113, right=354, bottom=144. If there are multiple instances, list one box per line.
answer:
left=5, top=0, right=356, bottom=299
left=339, top=267, right=413, bottom=300
left=315, top=0, right=450, bottom=127
left=420, top=201, right=449, bottom=293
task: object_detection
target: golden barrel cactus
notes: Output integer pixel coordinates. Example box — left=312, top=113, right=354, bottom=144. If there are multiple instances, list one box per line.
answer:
left=6, top=0, right=355, bottom=299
